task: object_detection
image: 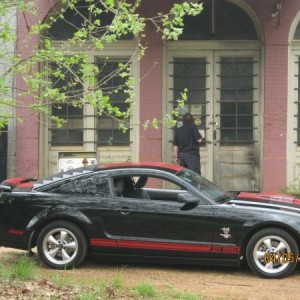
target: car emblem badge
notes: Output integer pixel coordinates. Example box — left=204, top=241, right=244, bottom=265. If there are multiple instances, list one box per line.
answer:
left=220, top=227, right=231, bottom=239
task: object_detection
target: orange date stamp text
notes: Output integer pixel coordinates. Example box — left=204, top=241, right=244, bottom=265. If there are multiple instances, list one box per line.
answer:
left=264, top=253, right=300, bottom=264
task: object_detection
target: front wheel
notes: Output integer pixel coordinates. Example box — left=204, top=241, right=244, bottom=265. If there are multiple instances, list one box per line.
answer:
left=37, top=221, right=87, bottom=269
left=246, top=228, right=298, bottom=278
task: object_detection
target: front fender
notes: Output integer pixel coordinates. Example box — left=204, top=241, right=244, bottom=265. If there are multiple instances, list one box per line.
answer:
left=244, top=213, right=300, bottom=239
left=239, top=217, right=300, bottom=258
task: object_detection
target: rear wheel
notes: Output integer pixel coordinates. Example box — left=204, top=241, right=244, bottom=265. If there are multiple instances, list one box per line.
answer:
left=37, top=221, right=87, bottom=269
left=246, top=228, right=298, bottom=278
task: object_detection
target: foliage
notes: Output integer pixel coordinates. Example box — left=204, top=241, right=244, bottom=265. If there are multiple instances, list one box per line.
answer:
left=0, top=252, right=220, bottom=299
left=134, top=281, right=157, bottom=298
left=281, top=184, right=300, bottom=198
left=0, top=254, right=38, bottom=281
left=0, top=0, right=203, bottom=130
left=11, top=255, right=38, bottom=280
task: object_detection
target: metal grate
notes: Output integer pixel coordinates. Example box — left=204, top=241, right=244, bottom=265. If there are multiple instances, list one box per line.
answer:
left=218, top=57, right=257, bottom=144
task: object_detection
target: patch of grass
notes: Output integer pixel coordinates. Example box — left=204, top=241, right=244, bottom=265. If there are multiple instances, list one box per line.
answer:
left=50, top=272, right=75, bottom=286
left=0, top=262, right=11, bottom=280
left=74, top=287, right=104, bottom=300
left=0, top=254, right=38, bottom=281
left=0, top=254, right=223, bottom=299
left=169, top=290, right=199, bottom=300
left=11, top=255, right=38, bottom=280
left=111, top=274, right=124, bottom=289
left=164, top=285, right=207, bottom=300
left=134, top=282, right=157, bottom=298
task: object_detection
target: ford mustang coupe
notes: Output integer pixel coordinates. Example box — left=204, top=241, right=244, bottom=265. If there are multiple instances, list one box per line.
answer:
left=1, top=162, right=300, bottom=279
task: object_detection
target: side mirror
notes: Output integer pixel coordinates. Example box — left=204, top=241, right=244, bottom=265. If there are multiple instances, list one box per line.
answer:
left=178, top=192, right=199, bottom=204
left=0, top=185, right=12, bottom=192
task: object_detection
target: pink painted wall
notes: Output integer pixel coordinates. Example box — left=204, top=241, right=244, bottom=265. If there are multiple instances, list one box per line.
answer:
left=137, top=1, right=174, bottom=162
left=16, top=0, right=56, bottom=178
left=139, top=6, right=163, bottom=162
left=16, top=12, right=40, bottom=178
left=247, top=0, right=300, bottom=191
left=15, top=0, right=300, bottom=192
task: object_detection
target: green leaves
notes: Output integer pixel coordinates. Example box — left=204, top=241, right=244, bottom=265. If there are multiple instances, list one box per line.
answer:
left=162, top=2, right=203, bottom=40
left=143, top=88, right=188, bottom=130
left=0, top=0, right=202, bottom=130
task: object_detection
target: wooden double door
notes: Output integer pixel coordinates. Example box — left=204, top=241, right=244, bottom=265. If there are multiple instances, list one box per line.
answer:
left=166, top=50, right=261, bottom=192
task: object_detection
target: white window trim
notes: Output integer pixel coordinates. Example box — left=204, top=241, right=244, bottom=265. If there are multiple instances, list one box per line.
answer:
left=287, top=11, right=300, bottom=186
left=41, top=40, right=140, bottom=175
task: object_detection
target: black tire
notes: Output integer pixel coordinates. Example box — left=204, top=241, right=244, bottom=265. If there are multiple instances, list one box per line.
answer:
left=246, top=228, right=298, bottom=278
left=37, top=221, right=87, bottom=269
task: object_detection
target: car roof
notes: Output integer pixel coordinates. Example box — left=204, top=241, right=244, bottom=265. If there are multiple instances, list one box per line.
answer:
left=32, top=162, right=183, bottom=190
left=95, top=162, right=183, bottom=172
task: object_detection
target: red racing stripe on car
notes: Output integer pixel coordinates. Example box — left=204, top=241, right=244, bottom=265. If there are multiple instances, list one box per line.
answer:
left=8, top=229, right=24, bottom=235
left=117, top=240, right=211, bottom=252
left=90, top=239, right=240, bottom=254
left=90, top=239, right=117, bottom=247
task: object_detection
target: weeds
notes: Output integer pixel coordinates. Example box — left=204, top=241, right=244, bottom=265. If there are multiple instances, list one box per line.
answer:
left=282, top=184, right=300, bottom=198
left=0, top=254, right=38, bottom=281
left=134, top=282, right=157, bottom=298
left=11, top=255, right=38, bottom=280
left=0, top=253, right=213, bottom=299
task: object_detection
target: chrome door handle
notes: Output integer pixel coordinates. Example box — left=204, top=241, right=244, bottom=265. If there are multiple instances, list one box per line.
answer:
left=116, top=207, right=131, bottom=215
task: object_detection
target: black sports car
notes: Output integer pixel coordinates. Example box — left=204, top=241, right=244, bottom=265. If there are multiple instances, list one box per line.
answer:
left=1, top=162, right=300, bottom=279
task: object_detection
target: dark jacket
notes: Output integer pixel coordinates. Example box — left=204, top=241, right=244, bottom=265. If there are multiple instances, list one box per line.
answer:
left=173, top=124, right=202, bottom=157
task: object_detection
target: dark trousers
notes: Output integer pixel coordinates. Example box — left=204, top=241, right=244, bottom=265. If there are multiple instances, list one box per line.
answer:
left=179, top=152, right=201, bottom=174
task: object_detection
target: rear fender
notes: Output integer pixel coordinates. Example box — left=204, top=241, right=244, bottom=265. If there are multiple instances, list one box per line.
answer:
left=26, top=205, right=92, bottom=248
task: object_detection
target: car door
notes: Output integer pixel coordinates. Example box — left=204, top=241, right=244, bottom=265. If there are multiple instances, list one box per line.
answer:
left=104, top=171, right=215, bottom=259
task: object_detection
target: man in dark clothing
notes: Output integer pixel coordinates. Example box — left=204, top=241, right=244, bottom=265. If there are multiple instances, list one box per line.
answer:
left=173, top=113, right=202, bottom=174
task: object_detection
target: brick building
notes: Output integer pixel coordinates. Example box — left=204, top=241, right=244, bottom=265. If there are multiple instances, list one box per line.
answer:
left=4, top=0, right=300, bottom=192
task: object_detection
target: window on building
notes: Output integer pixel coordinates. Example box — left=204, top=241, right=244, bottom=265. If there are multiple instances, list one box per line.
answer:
left=50, top=63, right=84, bottom=146
left=294, top=22, right=300, bottom=40
left=96, top=59, right=130, bottom=146
left=219, top=57, right=256, bottom=144
left=172, top=58, right=207, bottom=139
left=49, top=58, right=132, bottom=147
left=293, top=24, right=300, bottom=145
left=179, top=0, right=257, bottom=40
left=171, top=56, right=257, bottom=145
left=51, top=105, right=83, bottom=146
left=47, top=0, right=133, bottom=40
left=47, top=1, right=133, bottom=148
left=296, top=57, right=300, bottom=145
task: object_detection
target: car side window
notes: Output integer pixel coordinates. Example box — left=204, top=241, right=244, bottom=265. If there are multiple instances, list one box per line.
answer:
left=48, top=175, right=110, bottom=196
left=141, top=176, right=187, bottom=202
left=113, top=175, right=187, bottom=202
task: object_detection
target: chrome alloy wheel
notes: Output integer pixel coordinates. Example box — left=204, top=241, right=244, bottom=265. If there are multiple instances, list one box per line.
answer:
left=252, top=235, right=291, bottom=275
left=42, top=227, right=78, bottom=265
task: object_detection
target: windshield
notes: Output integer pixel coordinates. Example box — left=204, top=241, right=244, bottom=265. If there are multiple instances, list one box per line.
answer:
left=176, top=169, right=229, bottom=203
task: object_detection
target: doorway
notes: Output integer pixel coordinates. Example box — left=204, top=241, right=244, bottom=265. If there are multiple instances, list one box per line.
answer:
left=166, top=49, right=261, bottom=192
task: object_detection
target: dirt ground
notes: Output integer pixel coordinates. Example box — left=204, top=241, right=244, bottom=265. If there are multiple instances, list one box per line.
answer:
left=1, top=247, right=300, bottom=300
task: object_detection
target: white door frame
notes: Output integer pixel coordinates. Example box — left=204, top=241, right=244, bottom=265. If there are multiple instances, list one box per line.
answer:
left=163, top=41, right=262, bottom=190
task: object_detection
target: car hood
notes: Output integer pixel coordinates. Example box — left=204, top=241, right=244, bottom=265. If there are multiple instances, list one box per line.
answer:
left=234, top=191, right=300, bottom=209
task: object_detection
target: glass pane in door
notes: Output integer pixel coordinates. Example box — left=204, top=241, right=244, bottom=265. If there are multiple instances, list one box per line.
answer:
left=219, top=57, right=255, bottom=144
left=172, top=58, right=207, bottom=139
